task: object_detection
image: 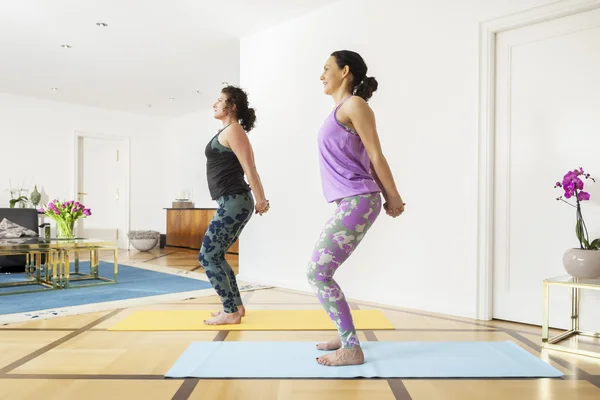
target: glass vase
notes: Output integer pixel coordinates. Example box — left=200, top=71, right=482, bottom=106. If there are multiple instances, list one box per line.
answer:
left=56, top=220, right=75, bottom=239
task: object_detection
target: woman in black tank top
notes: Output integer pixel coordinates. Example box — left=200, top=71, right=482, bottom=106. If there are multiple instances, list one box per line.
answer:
left=199, top=86, right=270, bottom=326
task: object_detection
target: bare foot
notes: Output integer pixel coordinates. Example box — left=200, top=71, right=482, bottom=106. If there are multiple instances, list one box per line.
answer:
left=211, top=305, right=245, bottom=318
left=203, top=311, right=242, bottom=325
left=316, top=337, right=342, bottom=351
left=316, top=347, right=365, bottom=366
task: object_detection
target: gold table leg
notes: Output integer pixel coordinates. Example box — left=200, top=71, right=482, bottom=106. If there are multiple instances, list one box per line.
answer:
left=74, top=251, right=80, bottom=274
left=113, top=248, right=119, bottom=283
left=25, top=253, right=31, bottom=277
left=64, top=251, right=70, bottom=288
left=52, top=251, right=58, bottom=289
left=92, top=249, right=99, bottom=278
left=35, top=253, right=41, bottom=281
left=542, top=280, right=600, bottom=359
left=542, top=281, right=549, bottom=343
left=571, top=286, right=580, bottom=331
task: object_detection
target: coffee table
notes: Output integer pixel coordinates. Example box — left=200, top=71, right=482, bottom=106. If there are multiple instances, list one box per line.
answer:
left=0, top=237, right=118, bottom=294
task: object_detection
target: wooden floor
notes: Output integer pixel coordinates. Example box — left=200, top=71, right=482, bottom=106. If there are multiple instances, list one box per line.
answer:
left=1, top=249, right=599, bottom=399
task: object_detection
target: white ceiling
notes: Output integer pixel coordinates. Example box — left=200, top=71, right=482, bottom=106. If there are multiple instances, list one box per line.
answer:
left=0, top=0, right=338, bottom=117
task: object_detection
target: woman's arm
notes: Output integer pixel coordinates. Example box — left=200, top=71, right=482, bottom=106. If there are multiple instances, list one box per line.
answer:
left=222, top=126, right=269, bottom=213
left=345, top=98, right=401, bottom=199
left=370, top=161, right=387, bottom=200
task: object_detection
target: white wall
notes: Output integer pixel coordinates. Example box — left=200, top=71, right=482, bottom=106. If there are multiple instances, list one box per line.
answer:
left=0, top=93, right=168, bottom=234
left=236, top=0, right=556, bottom=319
left=165, top=108, right=221, bottom=208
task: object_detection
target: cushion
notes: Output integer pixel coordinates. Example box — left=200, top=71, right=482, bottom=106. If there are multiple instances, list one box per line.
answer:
left=0, top=218, right=39, bottom=239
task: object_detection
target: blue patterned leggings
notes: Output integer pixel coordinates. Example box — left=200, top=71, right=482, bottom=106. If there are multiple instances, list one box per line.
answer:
left=199, top=192, right=254, bottom=313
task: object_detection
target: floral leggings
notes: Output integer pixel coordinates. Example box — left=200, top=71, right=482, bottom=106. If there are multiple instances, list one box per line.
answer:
left=307, top=193, right=382, bottom=348
left=199, top=192, right=254, bottom=314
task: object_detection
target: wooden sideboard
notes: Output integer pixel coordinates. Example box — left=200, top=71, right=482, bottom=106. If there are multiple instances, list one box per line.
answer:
left=164, top=208, right=239, bottom=254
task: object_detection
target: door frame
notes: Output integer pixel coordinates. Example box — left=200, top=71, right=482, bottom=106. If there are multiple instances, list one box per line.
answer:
left=73, top=130, right=131, bottom=249
left=476, top=0, right=600, bottom=320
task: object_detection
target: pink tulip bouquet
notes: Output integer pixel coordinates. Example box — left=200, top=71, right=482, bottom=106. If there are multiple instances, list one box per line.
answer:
left=39, top=200, right=92, bottom=239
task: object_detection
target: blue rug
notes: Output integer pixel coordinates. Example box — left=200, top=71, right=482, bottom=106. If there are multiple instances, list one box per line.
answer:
left=0, top=261, right=212, bottom=316
left=165, top=341, right=563, bottom=378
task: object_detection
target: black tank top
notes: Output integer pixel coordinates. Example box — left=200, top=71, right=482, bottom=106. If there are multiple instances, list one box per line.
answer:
left=205, top=125, right=251, bottom=200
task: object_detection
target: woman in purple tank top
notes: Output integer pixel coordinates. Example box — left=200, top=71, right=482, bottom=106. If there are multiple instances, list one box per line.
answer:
left=307, top=50, right=405, bottom=366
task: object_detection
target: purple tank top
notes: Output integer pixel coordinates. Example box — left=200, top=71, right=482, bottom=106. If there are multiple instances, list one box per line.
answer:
left=317, top=96, right=381, bottom=203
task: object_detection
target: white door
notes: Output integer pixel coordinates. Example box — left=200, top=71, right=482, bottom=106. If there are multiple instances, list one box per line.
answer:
left=493, top=7, right=600, bottom=331
left=76, top=135, right=129, bottom=249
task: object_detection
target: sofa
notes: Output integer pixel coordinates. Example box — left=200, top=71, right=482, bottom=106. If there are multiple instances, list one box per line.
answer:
left=0, top=208, right=40, bottom=273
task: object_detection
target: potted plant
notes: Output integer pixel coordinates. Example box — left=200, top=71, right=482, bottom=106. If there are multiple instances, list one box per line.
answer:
left=9, top=195, right=28, bottom=209
left=7, top=179, right=29, bottom=208
left=39, top=200, right=92, bottom=239
left=555, top=168, right=600, bottom=279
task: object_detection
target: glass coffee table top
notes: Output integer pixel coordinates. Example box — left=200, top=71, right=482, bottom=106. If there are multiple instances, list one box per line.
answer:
left=0, top=237, right=116, bottom=250
left=544, top=275, right=600, bottom=288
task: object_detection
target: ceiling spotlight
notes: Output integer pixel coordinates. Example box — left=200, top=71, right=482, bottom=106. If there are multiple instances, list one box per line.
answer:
left=147, top=104, right=152, bottom=108
left=169, top=97, right=174, bottom=101
left=51, top=87, right=58, bottom=91
left=96, top=22, right=108, bottom=27
left=61, top=44, right=72, bottom=49
left=221, top=81, right=229, bottom=85
left=195, top=90, right=201, bottom=94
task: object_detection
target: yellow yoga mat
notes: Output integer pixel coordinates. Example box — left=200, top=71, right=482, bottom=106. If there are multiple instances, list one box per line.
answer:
left=108, top=309, right=394, bottom=331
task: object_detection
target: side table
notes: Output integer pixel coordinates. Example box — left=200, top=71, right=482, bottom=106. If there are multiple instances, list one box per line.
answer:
left=542, top=275, right=600, bottom=359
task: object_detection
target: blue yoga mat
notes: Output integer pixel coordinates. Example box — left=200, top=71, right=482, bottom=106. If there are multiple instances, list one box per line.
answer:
left=0, top=261, right=212, bottom=315
left=165, top=341, right=563, bottom=378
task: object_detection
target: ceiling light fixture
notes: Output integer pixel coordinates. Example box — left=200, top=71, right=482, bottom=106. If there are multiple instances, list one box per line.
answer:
left=147, top=104, right=152, bottom=108
left=169, top=97, right=174, bottom=101
left=96, top=22, right=108, bottom=27
left=61, top=44, right=72, bottom=49
left=221, top=81, right=228, bottom=85
left=195, top=90, right=201, bottom=94
left=51, top=87, right=58, bottom=91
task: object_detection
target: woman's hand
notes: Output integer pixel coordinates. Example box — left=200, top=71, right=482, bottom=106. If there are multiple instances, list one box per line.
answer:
left=255, top=199, right=270, bottom=215
left=383, top=195, right=405, bottom=218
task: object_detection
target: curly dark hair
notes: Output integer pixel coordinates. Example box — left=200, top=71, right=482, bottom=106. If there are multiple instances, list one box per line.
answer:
left=221, top=85, right=256, bottom=132
left=331, top=50, right=378, bottom=101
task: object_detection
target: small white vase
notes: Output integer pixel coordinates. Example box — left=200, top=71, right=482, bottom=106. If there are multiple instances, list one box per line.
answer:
left=562, top=248, right=600, bottom=279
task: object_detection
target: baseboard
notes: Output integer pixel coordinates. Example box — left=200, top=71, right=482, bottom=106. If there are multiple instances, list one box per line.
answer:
left=164, top=245, right=237, bottom=256
left=235, top=273, right=311, bottom=294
